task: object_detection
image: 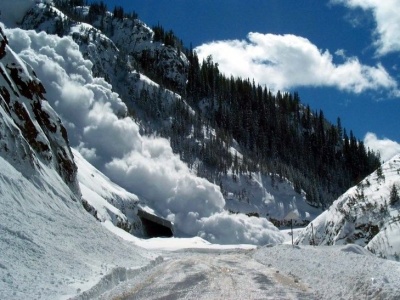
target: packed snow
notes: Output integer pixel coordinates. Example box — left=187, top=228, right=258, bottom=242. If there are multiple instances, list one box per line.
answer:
left=253, top=244, right=400, bottom=300
left=0, top=154, right=158, bottom=300
left=73, top=240, right=400, bottom=300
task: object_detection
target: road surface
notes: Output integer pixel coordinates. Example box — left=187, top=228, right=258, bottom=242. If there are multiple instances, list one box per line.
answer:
left=99, top=249, right=315, bottom=299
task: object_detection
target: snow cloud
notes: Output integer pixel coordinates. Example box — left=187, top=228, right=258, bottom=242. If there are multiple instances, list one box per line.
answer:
left=364, top=132, right=400, bottom=162
left=4, top=27, right=283, bottom=245
left=195, top=32, right=397, bottom=93
left=198, top=212, right=284, bottom=245
left=332, top=0, right=400, bottom=56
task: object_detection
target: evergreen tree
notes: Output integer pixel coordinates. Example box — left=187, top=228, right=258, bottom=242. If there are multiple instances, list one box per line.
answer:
left=376, top=165, right=385, bottom=183
left=390, top=184, right=399, bottom=205
left=113, top=6, right=124, bottom=19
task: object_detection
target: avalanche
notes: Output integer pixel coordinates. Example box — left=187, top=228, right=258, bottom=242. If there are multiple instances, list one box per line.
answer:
left=3, top=23, right=284, bottom=245
left=0, top=24, right=156, bottom=299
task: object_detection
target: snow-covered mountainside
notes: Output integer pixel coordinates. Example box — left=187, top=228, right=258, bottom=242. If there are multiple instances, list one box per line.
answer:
left=0, top=25, right=156, bottom=299
left=0, top=25, right=78, bottom=193
left=13, top=1, right=322, bottom=227
left=221, top=170, right=322, bottom=225
left=296, top=154, right=400, bottom=261
left=0, top=0, right=298, bottom=245
left=20, top=2, right=188, bottom=94
left=3, top=23, right=284, bottom=245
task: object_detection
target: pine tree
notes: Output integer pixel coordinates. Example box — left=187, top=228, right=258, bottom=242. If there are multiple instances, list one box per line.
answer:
left=113, top=6, right=124, bottom=19
left=376, top=165, right=385, bottom=183
left=390, top=184, right=399, bottom=205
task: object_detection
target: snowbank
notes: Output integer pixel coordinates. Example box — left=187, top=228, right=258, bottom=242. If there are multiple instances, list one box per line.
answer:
left=254, top=244, right=400, bottom=300
left=0, top=156, right=155, bottom=300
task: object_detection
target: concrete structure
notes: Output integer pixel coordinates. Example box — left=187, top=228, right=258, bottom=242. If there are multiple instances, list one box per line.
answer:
left=137, top=209, right=174, bottom=238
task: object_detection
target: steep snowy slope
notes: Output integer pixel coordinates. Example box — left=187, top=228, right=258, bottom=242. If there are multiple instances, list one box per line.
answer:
left=221, top=171, right=322, bottom=226
left=2, top=16, right=285, bottom=244
left=296, top=154, right=400, bottom=260
left=20, top=2, right=188, bottom=101
left=0, top=25, right=78, bottom=193
left=73, top=148, right=174, bottom=238
left=0, top=155, right=159, bottom=300
left=0, top=25, right=155, bottom=299
left=17, top=1, right=323, bottom=226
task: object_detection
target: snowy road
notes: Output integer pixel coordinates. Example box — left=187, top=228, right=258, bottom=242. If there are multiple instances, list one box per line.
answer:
left=99, top=249, right=314, bottom=300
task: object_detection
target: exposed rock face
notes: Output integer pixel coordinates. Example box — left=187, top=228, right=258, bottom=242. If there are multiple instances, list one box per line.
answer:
left=20, top=3, right=189, bottom=92
left=0, top=26, right=79, bottom=194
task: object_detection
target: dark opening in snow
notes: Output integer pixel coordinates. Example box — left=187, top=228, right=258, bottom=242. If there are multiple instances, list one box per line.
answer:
left=138, top=209, right=173, bottom=238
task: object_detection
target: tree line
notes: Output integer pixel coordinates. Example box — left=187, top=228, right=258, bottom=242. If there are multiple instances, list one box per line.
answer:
left=182, top=49, right=381, bottom=205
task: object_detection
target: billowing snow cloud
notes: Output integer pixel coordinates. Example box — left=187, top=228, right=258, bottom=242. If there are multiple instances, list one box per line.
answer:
left=4, top=26, right=283, bottom=245
left=332, top=0, right=400, bottom=56
left=195, top=32, right=397, bottom=93
left=364, top=132, right=400, bottom=162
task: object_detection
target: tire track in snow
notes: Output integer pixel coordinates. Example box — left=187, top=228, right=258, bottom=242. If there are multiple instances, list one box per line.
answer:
left=100, top=250, right=315, bottom=299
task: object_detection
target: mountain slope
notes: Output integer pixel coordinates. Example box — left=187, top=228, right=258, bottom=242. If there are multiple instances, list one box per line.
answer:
left=0, top=25, right=77, bottom=192
left=30, top=1, right=379, bottom=210
left=2, top=4, right=287, bottom=244
left=0, top=25, right=155, bottom=299
left=15, top=1, right=325, bottom=225
left=296, top=154, right=400, bottom=261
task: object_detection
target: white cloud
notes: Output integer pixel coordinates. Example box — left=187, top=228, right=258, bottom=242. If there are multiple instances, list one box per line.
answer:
left=364, top=132, right=400, bottom=162
left=195, top=33, right=397, bottom=93
left=332, top=0, right=400, bottom=56
left=4, top=27, right=283, bottom=245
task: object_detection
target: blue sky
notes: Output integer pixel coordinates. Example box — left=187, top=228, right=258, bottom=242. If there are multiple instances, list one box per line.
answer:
left=102, top=0, right=400, bottom=160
